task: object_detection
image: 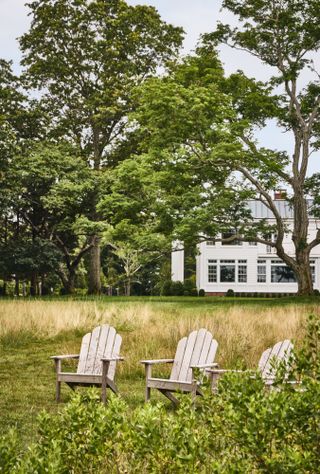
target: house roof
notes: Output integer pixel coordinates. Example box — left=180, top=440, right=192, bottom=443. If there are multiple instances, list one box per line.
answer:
left=247, top=200, right=314, bottom=219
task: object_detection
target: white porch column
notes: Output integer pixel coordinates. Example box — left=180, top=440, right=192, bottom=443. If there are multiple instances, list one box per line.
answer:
left=171, top=241, right=184, bottom=282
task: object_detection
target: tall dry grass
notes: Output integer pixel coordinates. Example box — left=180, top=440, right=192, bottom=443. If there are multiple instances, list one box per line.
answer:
left=0, top=300, right=317, bottom=375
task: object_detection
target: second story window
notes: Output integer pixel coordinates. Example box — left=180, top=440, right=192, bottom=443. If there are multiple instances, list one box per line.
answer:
left=221, top=230, right=242, bottom=246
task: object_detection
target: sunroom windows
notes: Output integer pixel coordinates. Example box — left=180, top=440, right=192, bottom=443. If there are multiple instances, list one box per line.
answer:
left=208, top=259, right=247, bottom=283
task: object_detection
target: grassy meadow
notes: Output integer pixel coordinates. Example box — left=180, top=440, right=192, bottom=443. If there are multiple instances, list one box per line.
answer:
left=0, top=296, right=319, bottom=444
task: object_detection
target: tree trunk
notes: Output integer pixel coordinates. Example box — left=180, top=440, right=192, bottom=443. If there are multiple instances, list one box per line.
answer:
left=14, top=277, right=20, bottom=297
left=57, top=270, right=76, bottom=295
left=125, top=278, right=131, bottom=296
left=88, top=236, right=101, bottom=295
left=2, top=279, right=7, bottom=296
left=295, top=249, right=314, bottom=296
left=65, top=273, right=76, bottom=295
left=296, top=267, right=313, bottom=296
left=30, top=273, right=37, bottom=296
left=292, top=176, right=313, bottom=295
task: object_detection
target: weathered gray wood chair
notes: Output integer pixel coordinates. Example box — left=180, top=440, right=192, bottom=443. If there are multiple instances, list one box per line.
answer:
left=51, top=324, right=123, bottom=403
left=141, top=328, right=218, bottom=406
left=208, top=339, right=294, bottom=389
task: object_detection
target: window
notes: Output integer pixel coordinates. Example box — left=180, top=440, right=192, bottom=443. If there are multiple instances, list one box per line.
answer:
left=271, top=260, right=296, bottom=283
left=208, top=260, right=217, bottom=282
left=249, top=241, right=257, bottom=246
left=207, top=260, right=248, bottom=284
left=221, top=231, right=242, bottom=246
left=206, top=239, right=215, bottom=246
left=238, top=260, right=247, bottom=283
left=220, top=260, right=236, bottom=282
left=310, top=260, right=316, bottom=283
left=257, top=259, right=267, bottom=283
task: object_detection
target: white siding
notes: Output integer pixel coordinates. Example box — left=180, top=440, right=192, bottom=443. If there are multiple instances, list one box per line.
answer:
left=171, top=241, right=184, bottom=282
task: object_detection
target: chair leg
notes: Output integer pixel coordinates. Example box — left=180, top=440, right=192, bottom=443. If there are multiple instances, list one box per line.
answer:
left=56, top=379, right=61, bottom=403
left=145, top=364, right=152, bottom=402
left=191, top=380, right=197, bottom=403
left=54, top=359, right=62, bottom=403
left=145, top=385, right=151, bottom=402
left=101, top=384, right=107, bottom=404
left=102, top=360, right=110, bottom=404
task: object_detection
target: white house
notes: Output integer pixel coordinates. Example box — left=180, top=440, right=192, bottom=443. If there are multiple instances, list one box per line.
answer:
left=172, top=199, right=320, bottom=295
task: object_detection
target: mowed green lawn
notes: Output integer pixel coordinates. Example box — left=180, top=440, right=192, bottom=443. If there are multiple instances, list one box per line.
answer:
left=0, top=296, right=319, bottom=444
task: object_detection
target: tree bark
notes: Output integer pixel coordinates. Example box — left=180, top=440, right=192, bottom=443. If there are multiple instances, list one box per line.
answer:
left=30, top=272, right=37, bottom=296
left=88, top=236, right=101, bottom=295
left=57, top=269, right=76, bottom=295
left=125, top=278, right=131, bottom=296
left=14, top=277, right=20, bottom=297
left=87, top=124, right=102, bottom=295
left=295, top=262, right=313, bottom=296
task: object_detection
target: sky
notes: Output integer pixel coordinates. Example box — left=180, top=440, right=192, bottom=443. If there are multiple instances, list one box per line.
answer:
left=0, top=0, right=319, bottom=176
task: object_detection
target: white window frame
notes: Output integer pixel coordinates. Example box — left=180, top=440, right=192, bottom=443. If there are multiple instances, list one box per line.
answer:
left=207, top=259, right=247, bottom=284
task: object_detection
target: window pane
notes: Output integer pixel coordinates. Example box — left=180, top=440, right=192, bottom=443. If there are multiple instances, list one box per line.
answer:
left=220, top=264, right=235, bottom=282
left=271, top=265, right=296, bottom=283
left=257, top=265, right=266, bottom=283
left=208, top=265, right=217, bottom=283
left=311, top=265, right=315, bottom=283
left=238, top=265, right=247, bottom=283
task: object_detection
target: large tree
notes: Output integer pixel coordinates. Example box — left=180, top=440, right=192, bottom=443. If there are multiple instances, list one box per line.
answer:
left=204, top=0, right=320, bottom=295
left=20, top=0, right=183, bottom=294
left=1, top=142, right=97, bottom=294
left=0, top=59, right=44, bottom=294
left=128, top=6, right=320, bottom=295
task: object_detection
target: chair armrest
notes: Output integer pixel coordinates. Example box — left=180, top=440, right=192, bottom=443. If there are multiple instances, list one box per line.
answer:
left=206, top=369, right=245, bottom=374
left=191, top=363, right=219, bottom=369
left=50, top=354, right=79, bottom=360
left=140, top=359, right=174, bottom=365
left=101, top=356, right=124, bottom=362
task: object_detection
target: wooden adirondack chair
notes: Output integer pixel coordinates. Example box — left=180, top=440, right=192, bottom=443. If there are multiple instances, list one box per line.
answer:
left=141, top=328, right=218, bottom=406
left=51, top=324, right=123, bottom=403
left=208, top=339, right=294, bottom=390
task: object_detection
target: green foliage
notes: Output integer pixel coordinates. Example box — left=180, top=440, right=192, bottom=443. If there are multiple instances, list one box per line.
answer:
left=198, top=289, right=205, bottom=297
left=161, top=280, right=198, bottom=297
left=170, top=281, right=185, bottom=297
left=0, top=238, right=62, bottom=280
left=20, top=0, right=183, bottom=168
left=0, top=429, right=20, bottom=473
left=161, top=280, right=173, bottom=296
left=225, top=289, right=235, bottom=297
left=2, top=315, right=319, bottom=473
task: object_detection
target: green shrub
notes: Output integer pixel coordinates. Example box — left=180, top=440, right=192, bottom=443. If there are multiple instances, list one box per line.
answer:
left=225, top=289, right=235, bottom=297
left=189, top=288, right=198, bottom=296
left=161, top=280, right=172, bottom=296
left=198, top=289, right=205, bottom=297
left=2, top=315, right=319, bottom=473
left=0, top=429, right=19, bottom=473
left=171, top=281, right=184, bottom=296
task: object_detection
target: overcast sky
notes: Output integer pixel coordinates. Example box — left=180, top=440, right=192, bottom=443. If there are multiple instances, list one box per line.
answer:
left=0, top=0, right=319, bottom=175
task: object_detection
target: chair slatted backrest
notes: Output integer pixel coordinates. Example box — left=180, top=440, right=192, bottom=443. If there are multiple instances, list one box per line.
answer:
left=258, top=339, right=293, bottom=381
left=77, top=325, right=122, bottom=380
left=170, top=329, right=218, bottom=382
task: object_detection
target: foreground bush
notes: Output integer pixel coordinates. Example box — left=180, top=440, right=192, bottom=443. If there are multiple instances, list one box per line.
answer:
left=1, top=315, right=319, bottom=473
